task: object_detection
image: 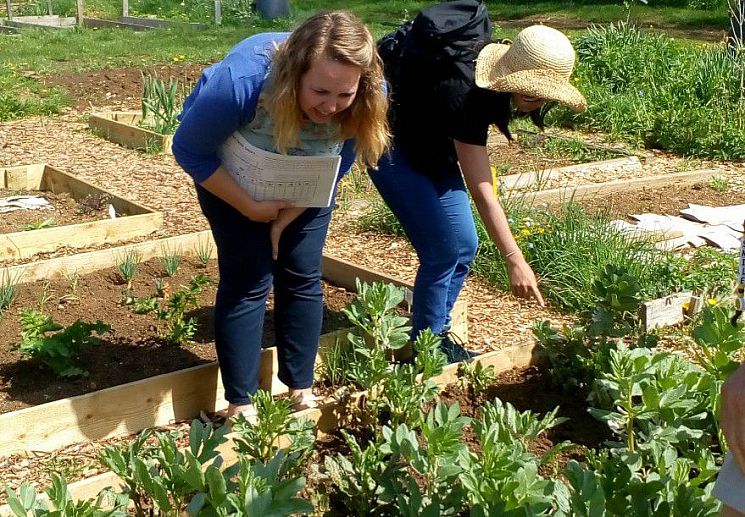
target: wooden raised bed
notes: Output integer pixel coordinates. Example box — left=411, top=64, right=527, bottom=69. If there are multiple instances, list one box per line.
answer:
left=88, top=111, right=173, bottom=154
left=2, top=341, right=528, bottom=510
left=523, top=168, right=716, bottom=207
left=499, top=156, right=643, bottom=191
left=0, top=231, right=467, bottom=458
left=2, top=15, right=76, bottom=29
left=0, top=164, right=162, bottom=261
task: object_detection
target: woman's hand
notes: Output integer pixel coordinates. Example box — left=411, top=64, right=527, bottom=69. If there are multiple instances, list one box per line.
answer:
left=200, top=167, right=293, bottom=222
left=269, top=207, right=306, bottom=259
left=244, top=199, right=293, bottom=223
left=505, top=251, right=545, bottom=306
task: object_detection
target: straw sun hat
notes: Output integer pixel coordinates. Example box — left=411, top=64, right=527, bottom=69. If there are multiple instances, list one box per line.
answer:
left=475, top=25, right=587, bottom=112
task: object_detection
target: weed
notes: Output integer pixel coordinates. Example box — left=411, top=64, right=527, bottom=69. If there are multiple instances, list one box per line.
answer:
left=59, top=270, right=80, bottom=303
left=38, top=280, right=54, bottom=312
left=708, top=175, right=731, bottom=192
left=76, top=193, right=111, bottom=215
left=153, top=277, right=168, bottom=298
left=21, top=217, right=55, bottom=231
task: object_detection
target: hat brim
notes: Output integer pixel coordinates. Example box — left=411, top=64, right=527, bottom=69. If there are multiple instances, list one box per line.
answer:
left=475, top=43, right=588, bottom=112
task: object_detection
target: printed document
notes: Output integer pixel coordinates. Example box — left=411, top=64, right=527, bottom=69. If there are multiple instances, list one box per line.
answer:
left=219, top=131, right=341, bottom=208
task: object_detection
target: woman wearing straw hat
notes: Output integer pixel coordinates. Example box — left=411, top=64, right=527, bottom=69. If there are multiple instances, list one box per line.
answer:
left=370, top=21, right=587, bottom=362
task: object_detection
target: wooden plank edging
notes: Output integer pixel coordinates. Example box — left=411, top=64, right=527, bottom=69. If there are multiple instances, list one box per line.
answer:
left=88, top=112, right=173, bottom=154
left=0, top=343, right=535, bottom=510
left=524, top=169, right=716, bottom=206
left=0, top=164, right=163, bottom=261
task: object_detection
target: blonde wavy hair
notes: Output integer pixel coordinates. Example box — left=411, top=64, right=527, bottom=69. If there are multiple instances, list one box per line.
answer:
left=265, top=11, right=390, bottom=166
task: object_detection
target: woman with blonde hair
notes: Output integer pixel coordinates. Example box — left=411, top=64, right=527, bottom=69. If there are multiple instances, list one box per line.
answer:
left=172, top=11, right=389, bottom=418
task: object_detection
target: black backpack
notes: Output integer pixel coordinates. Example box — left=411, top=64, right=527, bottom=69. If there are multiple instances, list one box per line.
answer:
left=378, top=0, right=492, bottom=93
left=377, top=0, right=493, bottom=172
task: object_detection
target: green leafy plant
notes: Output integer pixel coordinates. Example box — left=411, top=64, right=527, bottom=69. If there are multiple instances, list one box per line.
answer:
left=21, top=217, right=55, bottom=231
left=475, top=398, right=567, bottom=450
left=457, top=360, right=496, bottom=398
left=116, top=249, right=142, bottom=291
left=195, top=238, right=213, bottom=267
left=100, top=420, right=228, bottom=517
left=690, top=304, right=744, bottom=380
left=231, top=389, right=315, bottom=470
left=342, top=279, right=411, bottom=352
left=14, top=309, right=109, bottom=378
left=160, top=246, right=183, bottom=277
left=140, top=73, right=183, bottom=135
left=319, top=430, right=404, bottom=516
left=132, top=274, right=210, bottom=344
left=0, top=269, right=21, bottom=316
left=5, top=474, right=128, bottom=517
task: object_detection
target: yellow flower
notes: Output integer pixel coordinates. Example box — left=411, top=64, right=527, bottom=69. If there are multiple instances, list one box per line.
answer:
left=521, top=228, right=532, bottom=237
left=707, top=298, right=718, bottom=306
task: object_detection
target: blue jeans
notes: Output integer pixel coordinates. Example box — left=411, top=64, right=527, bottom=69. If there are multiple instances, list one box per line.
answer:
left=196, top=185, right=331, bottom=404
left=369, top=148, right=478, bottom=336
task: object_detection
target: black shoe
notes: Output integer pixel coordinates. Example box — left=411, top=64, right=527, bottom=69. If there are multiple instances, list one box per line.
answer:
left=438, top=331, right=474, bottom=364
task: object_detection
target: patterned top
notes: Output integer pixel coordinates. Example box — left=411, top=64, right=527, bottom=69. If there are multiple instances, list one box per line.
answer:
left=237, top=94, right=344, bottom=157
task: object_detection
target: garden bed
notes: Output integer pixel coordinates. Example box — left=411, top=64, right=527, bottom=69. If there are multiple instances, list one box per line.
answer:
left=578, top=180, right=745, bottom=218
left=0, top=256, right=354, bottom=415
left=0, top=164, right=162, bottom=260
left=88, top=111, right=173, bottom=154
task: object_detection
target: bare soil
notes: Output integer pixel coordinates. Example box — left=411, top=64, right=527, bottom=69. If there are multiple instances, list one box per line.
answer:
left=41, top=63, right=207, bottom=111
left=0, top=189, right=108, bottom=233
left=0, top=257, right=356, bottom=414
left=577, top=182, right=745, bottom=218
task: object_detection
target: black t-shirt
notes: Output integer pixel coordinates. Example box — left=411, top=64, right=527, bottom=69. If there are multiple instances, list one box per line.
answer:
left=390, top=64, right=510, bottom=177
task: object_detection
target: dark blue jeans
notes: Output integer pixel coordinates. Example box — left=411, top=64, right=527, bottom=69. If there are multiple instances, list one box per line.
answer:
left=196, top=185, right=332, bottom=405
left=369, top=148, right=478, bottom=336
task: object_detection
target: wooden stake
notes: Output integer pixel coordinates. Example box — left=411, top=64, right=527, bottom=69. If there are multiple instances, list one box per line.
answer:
left=122, top=0, right=128, bottom=17
left=47, top=0, right=53, bottom=15
left=76, top=0, right=84, bottom=25
left=5, top=0, right=12, bottom=20
left=214, top=0, right=221, bottom=25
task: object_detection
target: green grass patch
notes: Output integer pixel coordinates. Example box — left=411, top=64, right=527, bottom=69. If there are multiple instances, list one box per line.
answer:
left=358, top=195, right=737, bottom=314
left=552, top=23, right=745, bottom=160
left=0, top=64, right=68, bottom=120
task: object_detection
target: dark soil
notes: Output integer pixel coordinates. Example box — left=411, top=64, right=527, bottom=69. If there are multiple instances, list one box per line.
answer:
left=307, top=365, right=611, bottom=509
left=42, top=63, right=207, bottom=111
left=0, top=189, right=108, bottom=234
left=0, top=257, right=356, bottom=414
left=578, top=182, right=745, bottom=219
left=438, top=365, right=610, bottom=473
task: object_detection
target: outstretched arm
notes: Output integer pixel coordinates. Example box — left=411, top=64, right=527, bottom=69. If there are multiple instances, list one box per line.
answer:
left=454, top=139, right=545, bottom=306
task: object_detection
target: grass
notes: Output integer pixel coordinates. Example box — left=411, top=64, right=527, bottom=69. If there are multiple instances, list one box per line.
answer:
left=358, top=194, right=738, bottom=314
left=553, top=23, right=745, bottom=160
left=0, top=63, right=68, bottom=120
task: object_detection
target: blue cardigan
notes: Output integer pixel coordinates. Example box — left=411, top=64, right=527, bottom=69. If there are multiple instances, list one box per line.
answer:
left=172, top=32, right=357, bottom=183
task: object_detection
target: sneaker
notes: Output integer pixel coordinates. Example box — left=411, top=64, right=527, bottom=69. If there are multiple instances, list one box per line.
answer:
left=438, top=331, right=474, bottom=364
